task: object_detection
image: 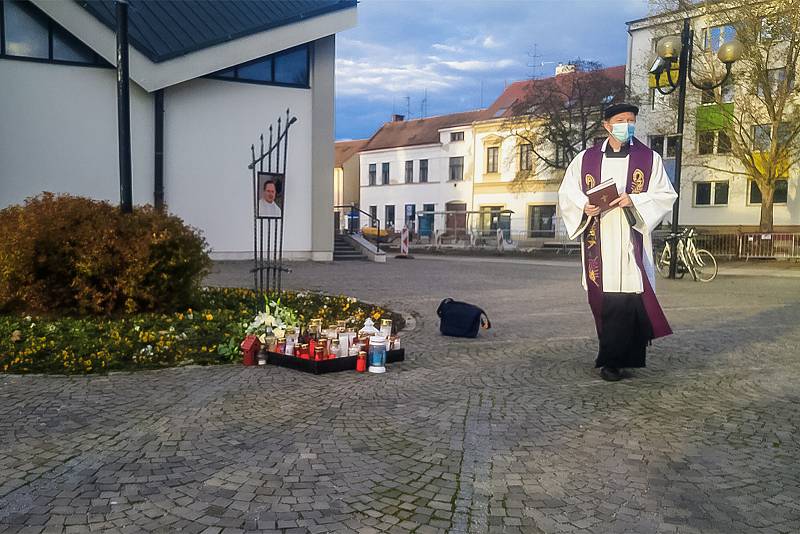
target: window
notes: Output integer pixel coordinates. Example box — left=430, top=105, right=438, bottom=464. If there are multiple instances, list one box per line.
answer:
left=528, top=205, right=557, bottom=238
left=717, top=131, right=732, bottom=154
left=368, top=163, right=376, bottom=186
left=701, top=78, right=735, bottom=104
left=649, top=134, right=680, bottom=158
left=519, top=143, right=533, bottom=171
left=749, top=180, right=788, bottom=204
left=757, top=68, right=795, bottom=98
left=4, top=0, right=47, bottom=59
left=449, top=157, right=464, bottom=181
left=760, top=16, right=784, bottom=42
left=753, top=124, right=771, bottom=151
left=698, top=131, right=715, bottom=155
left=753, top=123, right=792, bottom=151
left=237, top=57, right=272, bottom=82
left=450, top=131, right=464, bottom=142
left=382, top=162, right=390, bottom=185
left=369, top=205, right=378, bottom=226
left=385, top=205, right=395, bottom=228
left=694, top=181, right=729, bottom=206
left=555, top=145, right=572, bottom=168
left=274, top=45, right=308, bottom=85
left=704, top=24, right=736, bottom=53
left=486, top=147, right=499, bottom=173
left=698, top=131, right=731, bottom=155
left=1, top=0, right=104, bottom=66
left=405, top=161, right=413, bottom=183
left=715, top=181, right=730, bottom=204
left=480, top=206, right=503, bottom=231
left=650, top=134, right=680, bottom=184
left=52, top=27, right=94, bottom=63
left=208, top=44, right=309, bottom=87
left=419, top=159, right=428, bottom=183
left=650, top=136, right=664, bottom=155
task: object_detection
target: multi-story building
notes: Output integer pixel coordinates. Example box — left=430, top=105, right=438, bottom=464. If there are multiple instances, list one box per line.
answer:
left=358, top=111, right=485, bottom=239
left=627, top=7, right=799, bottom=232
left=470, top=66, right=625, bottom=241
left=354, top=67, right=626, bottom=244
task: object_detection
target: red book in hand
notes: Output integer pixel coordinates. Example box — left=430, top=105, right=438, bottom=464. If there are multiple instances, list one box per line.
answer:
left=586, top=180, right=620, bottom=213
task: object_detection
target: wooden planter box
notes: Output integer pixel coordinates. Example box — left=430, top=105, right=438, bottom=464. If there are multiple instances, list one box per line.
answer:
left=265, top=348, right=405, bottom=375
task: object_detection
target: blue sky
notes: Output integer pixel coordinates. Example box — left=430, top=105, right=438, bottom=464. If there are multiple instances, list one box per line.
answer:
left=335, top=0, right=653, bottom=140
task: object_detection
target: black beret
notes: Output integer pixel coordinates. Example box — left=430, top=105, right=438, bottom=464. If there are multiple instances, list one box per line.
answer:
left=603, top=103, right=639, bottom=120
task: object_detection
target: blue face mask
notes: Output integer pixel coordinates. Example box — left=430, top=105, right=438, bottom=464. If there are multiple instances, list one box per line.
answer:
left=611, top=122, right=635, bottom=143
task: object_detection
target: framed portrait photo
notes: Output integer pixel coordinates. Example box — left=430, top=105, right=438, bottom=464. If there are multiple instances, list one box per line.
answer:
left=257, top=172, right=285, bottom=219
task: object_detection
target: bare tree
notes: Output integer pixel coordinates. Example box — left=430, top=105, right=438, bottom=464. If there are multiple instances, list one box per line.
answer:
left=651, top=0, right=800, bottom=231
left=501, top=60, right=627, bottom=187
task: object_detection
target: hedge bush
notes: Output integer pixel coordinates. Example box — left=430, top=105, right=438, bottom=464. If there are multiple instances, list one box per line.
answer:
left=0, top=193, right=210, bottom=315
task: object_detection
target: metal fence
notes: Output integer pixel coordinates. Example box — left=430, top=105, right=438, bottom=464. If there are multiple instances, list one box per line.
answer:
left=738, top=233, right=800, bottom=260
left=397, top=212, right=800, bottom=260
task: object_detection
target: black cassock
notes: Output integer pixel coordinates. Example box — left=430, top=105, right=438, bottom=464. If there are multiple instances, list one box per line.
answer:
left=595, top=292, right=653, bottom=369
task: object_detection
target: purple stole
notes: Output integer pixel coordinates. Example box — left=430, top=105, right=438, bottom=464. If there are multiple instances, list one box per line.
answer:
left=580, top=137, right=672, bottom=339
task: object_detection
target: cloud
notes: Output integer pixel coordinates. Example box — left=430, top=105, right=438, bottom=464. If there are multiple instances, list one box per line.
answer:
left=432, top=43, right=463, bottom=53
left=482, top=35, right=501, bottom=49
left=334, top=0, right=651, bottom=139
left=440, top=59, right=517, bottom=72
left=336, top=58, right=463, bottom=98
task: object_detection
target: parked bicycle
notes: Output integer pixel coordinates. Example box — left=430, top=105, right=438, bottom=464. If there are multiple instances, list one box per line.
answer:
left=656, top=227, right=718, bottom=282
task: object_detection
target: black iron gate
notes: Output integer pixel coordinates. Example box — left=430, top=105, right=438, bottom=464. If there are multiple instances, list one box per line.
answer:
left=248, top=109, right=297, bottom=300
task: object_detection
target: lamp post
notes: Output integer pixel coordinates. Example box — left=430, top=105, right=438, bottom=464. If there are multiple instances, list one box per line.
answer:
left=116, top=0, right=132, bottom=214
left=653, top=18, right=742, bottom=278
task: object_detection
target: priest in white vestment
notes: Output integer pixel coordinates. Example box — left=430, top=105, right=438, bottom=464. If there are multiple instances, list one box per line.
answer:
left=558, top=103, right=677, bottom=381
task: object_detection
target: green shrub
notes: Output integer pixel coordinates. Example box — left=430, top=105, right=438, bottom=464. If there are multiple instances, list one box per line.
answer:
left=0, top=193, right=211, bottom=315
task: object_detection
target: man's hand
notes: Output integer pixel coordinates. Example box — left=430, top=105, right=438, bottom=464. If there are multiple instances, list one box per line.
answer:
left=610, top=192, right=633, bottom=208
left=583, top=203, right=601, bottom=217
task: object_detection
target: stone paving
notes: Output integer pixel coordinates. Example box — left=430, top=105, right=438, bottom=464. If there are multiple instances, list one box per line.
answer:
left=2, top=256, right=800, bottom=534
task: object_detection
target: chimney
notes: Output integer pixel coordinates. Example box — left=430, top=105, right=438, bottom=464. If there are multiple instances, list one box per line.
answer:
left=391, top=114, right=405, bottom=122
left=555, top=63, right=576, bottom=76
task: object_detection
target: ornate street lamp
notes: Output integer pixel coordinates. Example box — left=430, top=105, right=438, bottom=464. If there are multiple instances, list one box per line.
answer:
left=652, top=18, right=742, bottom=278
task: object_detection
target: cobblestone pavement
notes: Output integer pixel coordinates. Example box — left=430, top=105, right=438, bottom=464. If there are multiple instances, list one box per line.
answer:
left=2, top=257, right=800, bottom=534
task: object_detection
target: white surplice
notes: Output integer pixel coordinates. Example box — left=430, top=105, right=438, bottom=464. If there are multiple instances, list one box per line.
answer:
left=558, top=139, right=677, bottom=293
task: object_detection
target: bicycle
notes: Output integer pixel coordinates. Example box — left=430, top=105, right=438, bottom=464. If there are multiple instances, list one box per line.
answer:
left=656, top=228, right=718, bottom=282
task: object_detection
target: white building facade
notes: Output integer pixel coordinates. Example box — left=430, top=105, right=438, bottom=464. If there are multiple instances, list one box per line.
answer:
left=358, top=112, right=482, bottom=239
left=0, top=0, right=357, bottom=260
left=627, top=8, right=799, bottom=231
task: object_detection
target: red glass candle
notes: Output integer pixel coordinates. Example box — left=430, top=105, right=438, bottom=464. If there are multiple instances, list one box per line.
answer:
left=356, top=351, right=367, bottom=372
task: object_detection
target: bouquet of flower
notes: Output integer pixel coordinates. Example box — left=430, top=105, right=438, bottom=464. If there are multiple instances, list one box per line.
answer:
left=245, top=297, right=299, bottom=344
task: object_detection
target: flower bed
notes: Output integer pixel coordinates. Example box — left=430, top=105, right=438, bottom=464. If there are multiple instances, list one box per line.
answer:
left=0, top=287, right=402, bottom=375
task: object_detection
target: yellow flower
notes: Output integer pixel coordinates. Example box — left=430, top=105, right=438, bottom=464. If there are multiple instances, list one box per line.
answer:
left=205, top=313, right=214, bottom=321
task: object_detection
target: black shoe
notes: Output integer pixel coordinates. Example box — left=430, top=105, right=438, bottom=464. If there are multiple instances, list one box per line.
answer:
left=600, top=366, right=621, bottom=382
left=618, top=369, right=633, bottom=379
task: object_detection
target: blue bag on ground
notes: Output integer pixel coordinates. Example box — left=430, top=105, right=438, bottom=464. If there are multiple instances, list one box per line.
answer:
left=436, top=298, right=491, bottom=338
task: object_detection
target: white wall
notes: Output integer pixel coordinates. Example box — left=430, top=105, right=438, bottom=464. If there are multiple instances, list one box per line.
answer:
left=310, top=35, right=335, bottom=261
left=1, top=42, right=334, bottom=260
left=0, top=60, right=153, bottom=207
left=359, top=138, right=473, bottom=230
left=163, top=77, right=314, bottom=258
